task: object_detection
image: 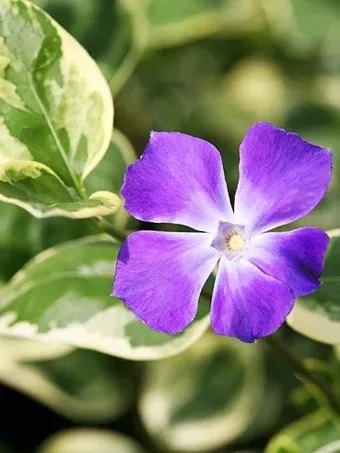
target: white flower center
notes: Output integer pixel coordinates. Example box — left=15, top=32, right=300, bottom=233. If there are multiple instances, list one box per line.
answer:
left=212, top=222, right=248, bottom=261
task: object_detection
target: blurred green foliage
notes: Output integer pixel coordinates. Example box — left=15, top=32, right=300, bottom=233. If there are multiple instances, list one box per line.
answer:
left=1, top=1, right=340, bottom=452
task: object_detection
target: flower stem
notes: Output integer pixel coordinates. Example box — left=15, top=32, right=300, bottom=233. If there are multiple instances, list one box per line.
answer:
left=86, top=217, right=128, bottom=243
left=265, top=334, right=340, bottom=416
left=97, top=218, right=128, bottom=242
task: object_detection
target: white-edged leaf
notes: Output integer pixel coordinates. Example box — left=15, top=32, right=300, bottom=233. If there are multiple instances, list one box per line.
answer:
left=0, top=0, right=113, bottom=191
left=265, top=411, right=340, bottom=453
left=0, top=338, right=132, bottom=422
left=287, top=229, right=340, bottom=345
left=37, top=430, right=145, bottom=453
left=0, top=160, right=121, bottom=218
left=313, top=442, right=340, bottom=453
left=1, top=336, right=72, bottom=361
left=139, top=334, right=265, bottom=452
left=0, top=235, right=210, bottom=360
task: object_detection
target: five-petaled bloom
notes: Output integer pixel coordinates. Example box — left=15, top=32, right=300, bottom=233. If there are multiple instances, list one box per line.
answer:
left=113, top=122, right=332, bottom=343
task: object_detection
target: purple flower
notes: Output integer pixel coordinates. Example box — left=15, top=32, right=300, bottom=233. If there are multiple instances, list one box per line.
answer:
left=113, top=122, right=332, bottom=343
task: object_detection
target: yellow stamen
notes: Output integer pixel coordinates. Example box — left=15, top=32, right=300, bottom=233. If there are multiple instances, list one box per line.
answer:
left=227, top=234, right=245, bottom=251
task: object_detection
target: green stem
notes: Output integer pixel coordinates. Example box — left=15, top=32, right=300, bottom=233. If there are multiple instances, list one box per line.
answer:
left=265, top=335, right=340, bottom=416
left=86, top=217, right=128, bottom=242
left=97, top=218, right=128, bottom=242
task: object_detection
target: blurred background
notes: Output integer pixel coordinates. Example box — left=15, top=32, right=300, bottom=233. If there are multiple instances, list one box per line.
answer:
left=1, top=0, right=340, bottom=452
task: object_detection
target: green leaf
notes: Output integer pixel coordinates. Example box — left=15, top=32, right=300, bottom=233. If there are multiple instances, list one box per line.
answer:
left=0, top=0, right=113, bottom=190
left=0, top=199, right=96, bottom=281
left=287, top=228, right=340, bottom=345
left=37, top=430, right=145, bottom=453
left=0, top=235, right=210, bottom=360
left=0, top=160, right=121, bottom=218
left=265, top=411, right=340, bottom=453
left=0, top=202, right=39, bottom=280
left=139, top=333, right=265, bottom=451
left=0, top=337, right=132, bottom=422
left=286, top=0, right=340, bottom=48
left=100, top=0, right=148, bottom=96
left=147, top=0, right=228, bottom=26
left=145, top=0, right=261, bottom=49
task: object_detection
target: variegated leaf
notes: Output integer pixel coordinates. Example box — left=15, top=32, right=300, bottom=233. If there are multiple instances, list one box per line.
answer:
left=265, top=411, right=340, bottom=453
left=0, top=160, right=120, bottom=218
left=1, top=336, right=71, bottom=361
left=0, top=0, right=114, bottom=215
left=38, top=430, right=146, bottom=453
left=139, top=334, right=265, bottom=451
left=0, top=337, right=131, bottom=422
left=0, top=235, right=210, bottom=360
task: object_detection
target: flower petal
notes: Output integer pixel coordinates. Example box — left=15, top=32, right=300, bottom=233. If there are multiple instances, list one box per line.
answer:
left=234, top=122, right=332, bottom=235
left=246, top=227, right=330, bottom=298
left=122, top=132, right=234, bottom=233
left=211, top=258, right=294, bottom=343
left=113, top=231, right=219, bottom=334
